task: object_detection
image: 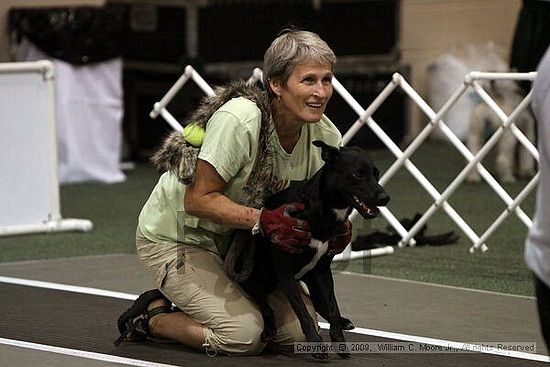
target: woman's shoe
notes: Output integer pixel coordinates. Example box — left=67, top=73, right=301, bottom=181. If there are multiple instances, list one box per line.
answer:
left=114, top=289, right=172, bottom=346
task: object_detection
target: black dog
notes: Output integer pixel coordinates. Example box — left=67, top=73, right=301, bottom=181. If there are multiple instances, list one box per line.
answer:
left=235, top=140, right=389, bottom=359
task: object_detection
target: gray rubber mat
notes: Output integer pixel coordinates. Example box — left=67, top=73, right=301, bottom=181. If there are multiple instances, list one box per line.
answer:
left=0, top=283, right=546, bottom=366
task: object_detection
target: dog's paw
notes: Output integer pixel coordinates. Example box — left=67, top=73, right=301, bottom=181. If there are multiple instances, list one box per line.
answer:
left=339, top=316, right=355, bottom=330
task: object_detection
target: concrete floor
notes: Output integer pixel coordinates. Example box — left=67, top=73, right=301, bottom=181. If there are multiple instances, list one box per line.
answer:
left=0, top=254, right=548, bottom=366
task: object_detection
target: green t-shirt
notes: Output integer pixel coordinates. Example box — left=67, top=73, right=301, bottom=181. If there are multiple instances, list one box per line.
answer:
left=138, top=97, right=342, bottom=255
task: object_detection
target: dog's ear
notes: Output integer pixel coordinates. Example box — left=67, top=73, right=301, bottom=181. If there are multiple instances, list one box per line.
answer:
left=313, top=140, right=339, bottom=163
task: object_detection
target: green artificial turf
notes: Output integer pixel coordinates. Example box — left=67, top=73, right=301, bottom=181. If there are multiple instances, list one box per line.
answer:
left=0, top=141, right=537, bottom=296
left=0, top=164, right=160, bottom=261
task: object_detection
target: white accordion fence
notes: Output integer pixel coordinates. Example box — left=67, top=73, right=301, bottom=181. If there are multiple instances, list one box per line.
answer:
left=0, top=61, right=93, bottom=237
left=149, top=65, right=538, bottom=260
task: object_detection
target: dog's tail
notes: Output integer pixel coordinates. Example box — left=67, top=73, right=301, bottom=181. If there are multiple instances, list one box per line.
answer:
left=224, top=229, right=256, bottom=283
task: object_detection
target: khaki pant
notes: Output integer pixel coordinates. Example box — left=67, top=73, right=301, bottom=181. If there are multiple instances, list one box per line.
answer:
left=136, top=228, right=318, bottom=355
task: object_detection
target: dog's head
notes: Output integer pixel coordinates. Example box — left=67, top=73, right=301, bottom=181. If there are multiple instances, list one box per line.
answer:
left=313, top=140, right=390, bottom=219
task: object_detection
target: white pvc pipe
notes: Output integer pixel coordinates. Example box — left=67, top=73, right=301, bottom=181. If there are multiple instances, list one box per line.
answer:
left=333, top=245, right=394, bottom=262
left=340, top=71, right=538, bottom=253
left=149, top=66, right=193, bottom=119
left=425, top=90, right=532, bottom=228
left=0, top=219, right=93, bottom=237
left=382, top=81, right=469, bottom=183
left=393, top=73, right=538, bottom=249
left=379, top=207, right=417, bottom=247
left=336, top=75, right=399, bottom=146
left=388, top=80, right=477, bottom=247
left=45, top=62, right=62, bottom=222
left=468, top=71, right=537, bottom=81
left=333, top=76, right=414, bottom=246
left=470, top=172, right=540, bottom=252
left=472, top=81, right=539, bottom=160
left=190, top=67, right=216, bottom=96
left=426, top=83, right=532, bottom=227
left=335, top=78, right=415, bottom=245
left=159, top=108, right=184, bottom=133
left=150, top=65, right=215, bottom=131
left=0, top=60, right=54, bottom=79
left=336, top=75, right=477, bottom=247
left=398, top=80, right=533, bottom=251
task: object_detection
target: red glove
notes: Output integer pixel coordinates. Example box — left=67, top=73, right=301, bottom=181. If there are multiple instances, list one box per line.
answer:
left=258, top=203, right=311, bottom=254
left=327, top=220, right=352, bottom=256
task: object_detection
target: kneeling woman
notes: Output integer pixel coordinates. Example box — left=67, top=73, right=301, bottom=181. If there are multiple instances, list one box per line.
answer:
left=116, top=29, right=351, bottom=355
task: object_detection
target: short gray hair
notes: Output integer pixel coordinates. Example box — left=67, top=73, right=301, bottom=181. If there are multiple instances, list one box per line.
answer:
left=262, top=30, right=336, bottom=99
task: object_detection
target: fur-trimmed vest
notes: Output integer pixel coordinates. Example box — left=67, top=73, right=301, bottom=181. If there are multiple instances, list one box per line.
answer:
left=150, top=81, right=274, bottom=281
left=151, top=80, right=275, bottom=208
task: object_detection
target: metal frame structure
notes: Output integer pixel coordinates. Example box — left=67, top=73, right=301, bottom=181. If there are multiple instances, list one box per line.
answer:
left=149, top=65, right=538, bottom=259
left=0, top=61, right=92, bottom=237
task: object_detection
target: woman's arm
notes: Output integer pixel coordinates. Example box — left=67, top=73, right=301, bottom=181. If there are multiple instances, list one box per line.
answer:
left=184, top=159, right=260, bottom=230
left=186, top=158, right=311, bottom=253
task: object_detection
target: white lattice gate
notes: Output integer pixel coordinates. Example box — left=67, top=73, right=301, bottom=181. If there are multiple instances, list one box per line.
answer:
left=0, top=61, right=93, bottom=237
left=149, top=65, right=538, bottom=260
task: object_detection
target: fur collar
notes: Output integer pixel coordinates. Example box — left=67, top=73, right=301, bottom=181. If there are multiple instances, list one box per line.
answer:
left=151, top=80, right=275, bottom=208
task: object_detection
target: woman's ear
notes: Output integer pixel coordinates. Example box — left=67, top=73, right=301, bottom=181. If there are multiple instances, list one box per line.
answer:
left=268, top=78, right=282, bottom=98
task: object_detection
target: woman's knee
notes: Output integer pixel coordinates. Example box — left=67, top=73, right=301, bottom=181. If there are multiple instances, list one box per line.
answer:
left=206, top=319, right=265, bottom=355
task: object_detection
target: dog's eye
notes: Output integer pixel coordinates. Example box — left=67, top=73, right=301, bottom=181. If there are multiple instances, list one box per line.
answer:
left=352, top=171, right=364, bottom=179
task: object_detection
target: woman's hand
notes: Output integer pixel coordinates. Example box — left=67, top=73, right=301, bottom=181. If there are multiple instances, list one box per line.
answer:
left=258, top=203, right=311, bottom=254
left=327, top=220, right=352, bottom=256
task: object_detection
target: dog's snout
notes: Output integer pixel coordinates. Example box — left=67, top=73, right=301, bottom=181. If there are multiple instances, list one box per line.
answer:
left=375, top=192, right=390, bottom=206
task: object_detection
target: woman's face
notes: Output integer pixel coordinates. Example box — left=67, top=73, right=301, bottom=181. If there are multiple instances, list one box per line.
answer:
left=270, top=61, right=334, bottom=125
